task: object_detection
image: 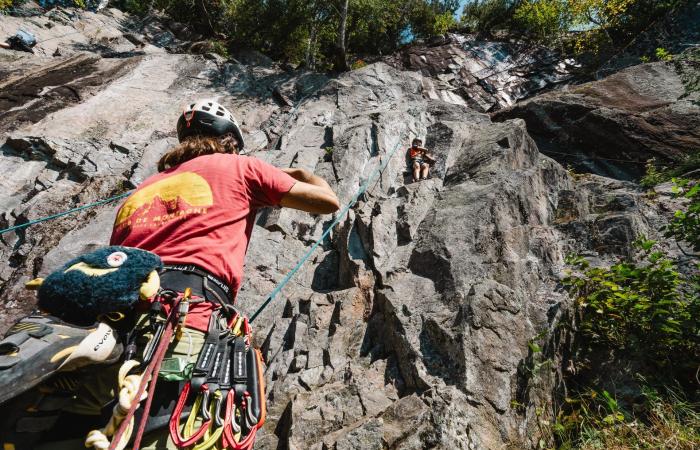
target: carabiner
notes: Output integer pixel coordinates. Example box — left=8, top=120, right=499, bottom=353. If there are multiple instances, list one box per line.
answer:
left=169, top=382, right=212, bottom=448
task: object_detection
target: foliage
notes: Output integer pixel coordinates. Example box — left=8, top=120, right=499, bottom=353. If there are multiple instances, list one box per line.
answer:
left=675, top=48, right=700, bottom=96
left=350, top=59, right=366, bottom=70
left=640, top=158, right=666, bottom=188
left=431, top=11, right=457, bottom=35
left=460, top=0, right=517, bottom=34
left=558, top=147, right=700, bottom=444
left=121, top=0, right=149, bottom=16
left=0, top=0, right=13, bottom=10
left=514, top=0, right=569, bottom=42
left=656, top=46, right=673, bottom=61
left=461, top=0, right=689, bottom=57
left=563, top=238, right=700, bottom=370
left=208, top=40, right=229, bottom=58
left=556, top=385, right=700, bottom=449
left=640, top=151, right=700, bottom=188
left=664, top=178, right=700, bottom=252
left=117, top=0, right=460, bottom=70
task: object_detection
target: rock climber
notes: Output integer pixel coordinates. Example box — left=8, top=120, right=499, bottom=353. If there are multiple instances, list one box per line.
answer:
left=106, top=98, right=340, bottom=447
left=0, top=99, right=340, bottom=449
left=408, top=138, right=434, bottom=182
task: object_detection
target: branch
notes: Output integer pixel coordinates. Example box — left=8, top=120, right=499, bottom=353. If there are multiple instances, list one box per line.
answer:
left=675, top=240, right=700, bottom=258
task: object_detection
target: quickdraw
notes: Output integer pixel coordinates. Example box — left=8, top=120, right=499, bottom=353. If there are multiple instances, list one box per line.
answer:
left=169, top=312, right=266, bottom=450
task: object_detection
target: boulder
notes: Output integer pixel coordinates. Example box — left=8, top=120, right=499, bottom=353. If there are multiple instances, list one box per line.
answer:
left=492, top=56, right=700, bottom=180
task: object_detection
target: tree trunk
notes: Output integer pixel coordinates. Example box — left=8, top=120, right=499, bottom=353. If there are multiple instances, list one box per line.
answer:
left=305, top=20, right=318, bottom=69
left=334, top=0, right=350, bottom=72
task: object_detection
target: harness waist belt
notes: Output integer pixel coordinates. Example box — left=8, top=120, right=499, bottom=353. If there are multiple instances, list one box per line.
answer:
left=159, top=265, right=233, bottom=306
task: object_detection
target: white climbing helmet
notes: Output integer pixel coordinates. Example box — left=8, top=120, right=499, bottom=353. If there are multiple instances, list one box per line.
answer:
left=176, top=99, right=245, bottom=149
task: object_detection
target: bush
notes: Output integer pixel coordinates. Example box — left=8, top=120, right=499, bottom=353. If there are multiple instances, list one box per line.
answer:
left=461, top=0, right=516, bottom=34
left=431, top=11, right=457, bottom=35
left=350, top=59, right=366, bottom=70
left=664, top=178, right=700, bottom=252
left=564, top=238, right=700, bottom=370
left=513, top=0, right=568, bottom=42
left=656, top=46, right=673, bottom=61
left=561, top=234, right=700, bottom=448
left=556, top=385, right=700, bottom=449
left=208, top=40, right=229, bottom=58
left=640, top=151, right=700, bottom=188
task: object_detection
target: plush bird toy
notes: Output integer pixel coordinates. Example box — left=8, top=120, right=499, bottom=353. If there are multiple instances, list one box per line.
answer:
left=28, top=246, right=162, bottom=325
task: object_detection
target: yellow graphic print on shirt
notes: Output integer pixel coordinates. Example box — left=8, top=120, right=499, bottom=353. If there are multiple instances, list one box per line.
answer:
left=115, top=172, right=214, bottom=230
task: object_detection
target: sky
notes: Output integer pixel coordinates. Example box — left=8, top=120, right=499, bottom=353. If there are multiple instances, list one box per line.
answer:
left=457, top=0, right=471, bottom=19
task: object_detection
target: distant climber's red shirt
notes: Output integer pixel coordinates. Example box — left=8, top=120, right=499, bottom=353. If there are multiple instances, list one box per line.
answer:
left=409, top=147, right=424, bottom=159
left=110, top=153, right=296, bottom=331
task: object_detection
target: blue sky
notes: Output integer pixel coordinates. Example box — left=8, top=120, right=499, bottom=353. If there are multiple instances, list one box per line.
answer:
left=457, top=0, right=471, bottom=18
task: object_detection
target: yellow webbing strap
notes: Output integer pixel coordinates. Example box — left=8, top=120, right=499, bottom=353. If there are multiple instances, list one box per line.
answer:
left=184, top=391, right=224, bottom=450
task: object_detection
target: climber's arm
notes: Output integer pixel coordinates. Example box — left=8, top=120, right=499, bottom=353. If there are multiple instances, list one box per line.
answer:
left=280, top=168, right=340, bottom=214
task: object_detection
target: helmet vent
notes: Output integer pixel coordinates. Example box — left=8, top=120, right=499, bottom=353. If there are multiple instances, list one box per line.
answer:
left=216, top=111, right=224, bottom=116
left=202, top=106, right=211, bottom=111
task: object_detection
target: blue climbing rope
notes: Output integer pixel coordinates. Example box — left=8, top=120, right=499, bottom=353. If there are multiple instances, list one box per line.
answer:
left=250, top=133, right=406, bottom=322
left=0, top=191, right=132, bottom=236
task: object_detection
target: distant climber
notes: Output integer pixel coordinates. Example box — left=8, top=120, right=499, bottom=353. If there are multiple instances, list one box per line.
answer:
left=408, top=138, right=434, bottom=182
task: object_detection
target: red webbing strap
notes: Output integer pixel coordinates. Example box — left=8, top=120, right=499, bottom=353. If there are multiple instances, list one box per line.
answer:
left=169, top=382, right=212, bottom=447
left=108, top=300, right=179, bottom=450
left=131, top=318, right=176, bottom=449
left=221, top=390, right=236, bottom=449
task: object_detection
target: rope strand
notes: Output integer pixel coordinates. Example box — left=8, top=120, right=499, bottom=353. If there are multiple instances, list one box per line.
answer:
left=0, top=191, right=131, bottom=236
left=250, top=133, right=405, bottom=322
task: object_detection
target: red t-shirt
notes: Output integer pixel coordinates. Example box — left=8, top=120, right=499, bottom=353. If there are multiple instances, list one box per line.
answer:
left=409, top=147, right=424, bottom=159
left=110, top=153, right=296, bottom=331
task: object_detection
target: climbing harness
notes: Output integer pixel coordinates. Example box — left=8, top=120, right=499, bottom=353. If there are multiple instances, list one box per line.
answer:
left=1, top=76, right=406, bottom=447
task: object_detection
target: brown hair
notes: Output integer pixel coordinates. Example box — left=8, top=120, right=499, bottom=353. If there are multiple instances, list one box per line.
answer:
left=157, top=135, right=239, bottom=172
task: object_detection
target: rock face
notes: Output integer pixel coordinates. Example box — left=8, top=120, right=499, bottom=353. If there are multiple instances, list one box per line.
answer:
left=389, top=33, right=578, bottom=112
left=0, top=6, right=693, bottom=450
left=492, top=54, right=700, bottom=180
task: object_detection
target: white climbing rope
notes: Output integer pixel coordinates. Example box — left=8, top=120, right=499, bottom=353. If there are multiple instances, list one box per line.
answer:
left=85, top=360, right=147, bottom=450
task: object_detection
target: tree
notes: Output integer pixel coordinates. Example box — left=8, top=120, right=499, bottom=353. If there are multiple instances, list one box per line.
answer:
left=334, top=0, right=350, bottom=71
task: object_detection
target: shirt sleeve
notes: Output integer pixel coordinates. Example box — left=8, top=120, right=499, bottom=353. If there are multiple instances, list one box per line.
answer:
left=244, top=156, right=297, bottom=208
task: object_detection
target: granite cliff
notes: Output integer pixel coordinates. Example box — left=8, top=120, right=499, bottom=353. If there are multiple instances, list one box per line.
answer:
left=0, top=5, right=697, bottom=449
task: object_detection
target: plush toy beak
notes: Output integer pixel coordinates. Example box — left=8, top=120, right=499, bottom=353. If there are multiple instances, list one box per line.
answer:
left=139, top=271, right=160, bottom=300
left=25, top=278, right=44, bottom=290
